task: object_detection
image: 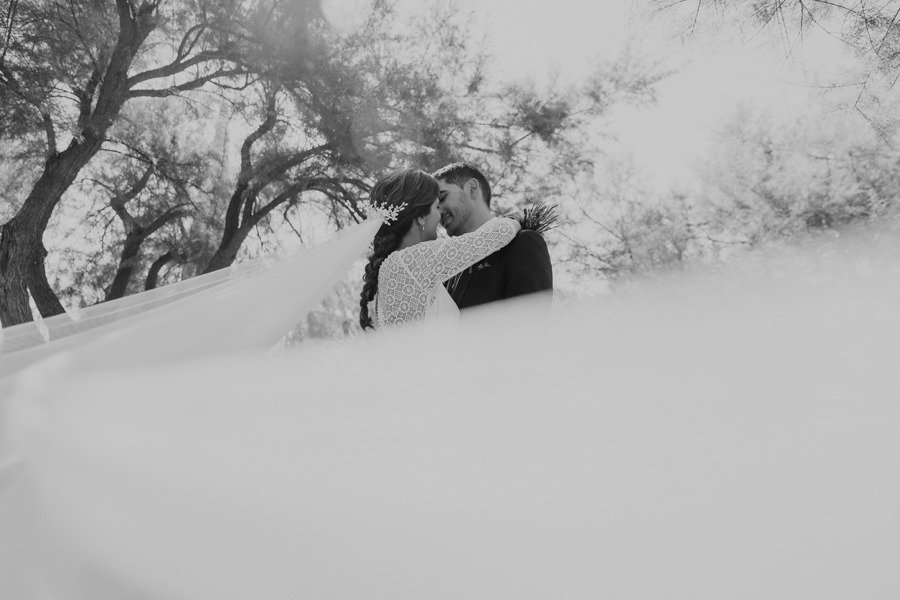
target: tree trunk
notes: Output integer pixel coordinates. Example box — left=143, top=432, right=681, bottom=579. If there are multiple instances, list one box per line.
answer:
left=0, top=4, right=157, bottom=326
left=0, top=140, right=101, bottom=326
left=106, top=230, right=145, bottom=301
left=215, top=184, right=250, bottom=263
left=204, top=185, right=257, bottom=274
left=28, top=243, right=67, bottom=318
left=0, top=219, right=32, bottom=327
left=202, top=230, right=251, bottom=274
left=145, top=251, right=177, bottom=291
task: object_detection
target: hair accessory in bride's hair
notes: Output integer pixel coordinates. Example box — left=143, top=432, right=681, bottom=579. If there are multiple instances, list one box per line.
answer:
left=362, top=199, right=408, bottom=225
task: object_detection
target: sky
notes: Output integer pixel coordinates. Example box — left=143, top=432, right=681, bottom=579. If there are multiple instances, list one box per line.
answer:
left=518, top=2, right=865, bottom=184
left=478, top=0, right=864, bottom=184
left=380, top=0, right=868, bottom=191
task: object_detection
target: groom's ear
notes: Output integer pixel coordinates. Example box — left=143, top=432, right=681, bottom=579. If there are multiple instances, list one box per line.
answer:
left=466, top=178, right=480, bottom=200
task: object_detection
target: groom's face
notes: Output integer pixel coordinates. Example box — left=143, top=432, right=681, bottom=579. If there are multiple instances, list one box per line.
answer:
left=436, top=178, right=472, bottom=237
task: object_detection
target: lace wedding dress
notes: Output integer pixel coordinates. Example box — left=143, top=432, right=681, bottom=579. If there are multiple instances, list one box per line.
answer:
left=373, top=217, right=519, bottom=328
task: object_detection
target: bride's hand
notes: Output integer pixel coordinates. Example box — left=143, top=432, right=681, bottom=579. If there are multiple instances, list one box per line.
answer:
left=502, top=209, right=525, bottom=224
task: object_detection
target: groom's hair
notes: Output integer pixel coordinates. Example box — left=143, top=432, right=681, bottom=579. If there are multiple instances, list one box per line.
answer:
left=432, top=162, right=492, bottom=208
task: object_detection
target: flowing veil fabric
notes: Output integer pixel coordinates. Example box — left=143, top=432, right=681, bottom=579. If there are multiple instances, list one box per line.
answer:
left=2, top=222, right=900, bottom=599
left=0, top=218, right=381, bottom=386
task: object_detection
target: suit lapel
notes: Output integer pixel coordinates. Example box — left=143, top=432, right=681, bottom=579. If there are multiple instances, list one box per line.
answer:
left=447, top=266, right=473, bottom=305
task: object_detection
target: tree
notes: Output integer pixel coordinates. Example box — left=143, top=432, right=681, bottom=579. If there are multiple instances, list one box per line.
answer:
left=1, top=0, right=669, bottom=329
left=555, top=154, right=703, bottom=284
left=693, top=104, right=900, bottom=250
left=186, top=1, right=495, bottom=273
left=0, top=0, right=319, bottom=326
left=653, top=0, right=900, bottom=137
left=73, top=2, right=664, bottom=283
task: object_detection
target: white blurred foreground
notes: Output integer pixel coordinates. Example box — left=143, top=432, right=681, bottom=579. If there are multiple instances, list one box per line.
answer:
left=1, top=224, right=899, bottom=599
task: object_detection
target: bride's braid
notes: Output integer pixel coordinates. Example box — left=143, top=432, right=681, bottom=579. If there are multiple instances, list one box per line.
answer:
left=358, top=169, right=439, bottom=330
left=359, top=231, right=402, bottom=329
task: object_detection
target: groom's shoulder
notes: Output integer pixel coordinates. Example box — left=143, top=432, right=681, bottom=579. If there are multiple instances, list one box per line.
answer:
left=508, top=229, right=550, bottom=258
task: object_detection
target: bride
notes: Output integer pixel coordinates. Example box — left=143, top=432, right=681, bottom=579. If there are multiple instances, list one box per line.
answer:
left=358, top=168, right=521, bottom=329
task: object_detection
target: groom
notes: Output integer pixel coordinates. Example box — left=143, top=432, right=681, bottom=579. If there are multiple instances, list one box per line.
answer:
left=432, top=162, right=553, bottom=309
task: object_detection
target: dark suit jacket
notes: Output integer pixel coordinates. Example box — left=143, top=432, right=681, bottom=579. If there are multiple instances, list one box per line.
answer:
left=445, top=230, right=553, bottom=309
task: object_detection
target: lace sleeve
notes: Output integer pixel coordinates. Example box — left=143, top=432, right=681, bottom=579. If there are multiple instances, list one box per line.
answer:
left=396, top=217, right=520, bottom=288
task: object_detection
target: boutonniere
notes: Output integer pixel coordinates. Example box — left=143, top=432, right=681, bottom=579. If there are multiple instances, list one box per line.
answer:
left=474, top=262, right=491, bottom=272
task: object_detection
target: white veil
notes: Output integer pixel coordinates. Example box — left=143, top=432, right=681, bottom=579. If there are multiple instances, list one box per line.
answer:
left=1, top=220, right=900, bottom=599
left=0, top=218, right=381, bottom=385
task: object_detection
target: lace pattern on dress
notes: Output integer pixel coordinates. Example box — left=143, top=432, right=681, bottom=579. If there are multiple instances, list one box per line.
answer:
left=374, top=217, right=518, bottom=328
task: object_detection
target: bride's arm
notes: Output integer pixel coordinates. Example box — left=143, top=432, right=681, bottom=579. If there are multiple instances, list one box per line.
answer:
left=397, top=217, right=521, bottom=287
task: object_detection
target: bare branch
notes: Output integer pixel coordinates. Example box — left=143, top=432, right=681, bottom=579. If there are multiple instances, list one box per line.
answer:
left=75, top=64, right=103, bottom=129
left=109, top=162, right=155, bottom=228
left=239, top=90, right=279, bottom=183
left=282, top=204, right=305, bottom=242
left=809, top=0, right=866, bottom=19
left=875, top=5, right=900, bottom=56
left=250, top=143, right=332, bottom=185
left=0, top=61, right=44, bottom=109
left=145, top=250, right=179, bottom=291
left=0, top=0, right=18, bottom=64
left=253, top=179, right=322, bottom=223
left=114, top=0, right=135, bottom=34
left=691, top=0, right=703, bottom=34
left=127, top=50, right=231, bottom=87
left=91, top=0, right=159, bottom=121
left=41, top=112, right=57, bottom=157
left=67, top=0, right=101, bottom=72
left=128, top=67, right=248, bottom=98
left=144, top=203, right=187, bottom=236
left=211, top=74, right=262, bottom=92
left=176, top=23, right=208, bottom=60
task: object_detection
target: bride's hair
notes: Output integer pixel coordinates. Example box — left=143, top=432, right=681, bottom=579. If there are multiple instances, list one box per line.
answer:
left=359, top=169, right=439, bottom=330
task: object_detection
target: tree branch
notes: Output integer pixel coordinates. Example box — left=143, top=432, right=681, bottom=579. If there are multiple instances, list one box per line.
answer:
left=67, top=0, right=102, bottom=73
left=145, top=250, right=180, bottom=290
left=252, top=180, right=316, bottom=223
left=239, top=90, right=279, bottom=184
left=40, top=112, right=57, bottom=157
left=89, top=0, right=158, bottom=130
left=128, top=67, right=248, bottom=98
left=875, top=5, right=900, bottom=57
left=127, top=49, right=231, bottom=87
left=241, top=188, right=256, bottom=225
left=75, top=64, right=103, bottom=129
left=176, top=22, right=208, bottom=60
left=0, top=0, right=18, bottom=65
left=250, top=143, right=332, bottom=185
left=809, top=0, right=865, bottom=19
left=144, top=203, right=187, bottom=236
left=114, top=0, right=133, bottom=23
left=0, top=5, right=62, bottom=150
left=109, top=162, right=155, bottom=229
left=282, top=203, right=304, bottom=241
